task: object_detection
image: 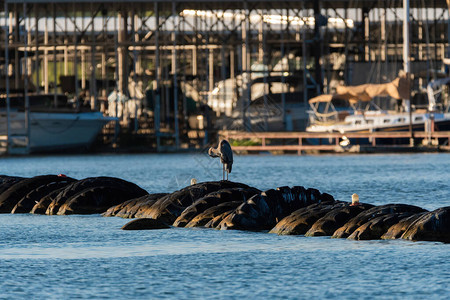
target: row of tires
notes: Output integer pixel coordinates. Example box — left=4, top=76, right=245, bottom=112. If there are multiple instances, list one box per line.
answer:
left=1, top=175, right=449, bottom=243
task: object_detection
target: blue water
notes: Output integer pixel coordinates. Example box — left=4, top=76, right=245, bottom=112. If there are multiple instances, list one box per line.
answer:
left=0, top=153, right=449, bottom=299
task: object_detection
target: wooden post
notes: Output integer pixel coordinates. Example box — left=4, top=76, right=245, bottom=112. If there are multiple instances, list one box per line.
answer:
left=172, top=1, right=180, bottom=148
left=14, top=9, right=19, bottom=90
left=192, top=13, right=198, bottom=77
left=363, top=7, right=370, bottom=62
left=381, top=7, right=386, bottom=61
left=280, top=8, right=287, bottom=129
left=81, top=9, right=85, bottom=91
left=44, top=15, right=48, bottom=93
left=403, top=0, right=413, bottom=146
left=298, top=136, right=302, bottom=155
left=244, top=2, right=251, bottom=131
left=113, top=5, right=119, bottom=142
left=154, top=2, right=161, bottom=150
left=64, top=12, right=68, bottom=76
left=230, top=47, right=235, bottom=115
left=53, top=4, right=57, bottom=107
left=313, top=0, right=323, bottom=92
left=23, top=3, right=30, bottom=153
left=64, top=38, right=68, bottom=76
left=73, top=2, right=79, bottom=105
left=4, top=1, right=11, bottom=152
left=301, top=2, right=308, bottom=104
left=34, top=5, right=40, bottom=90
left=208, top=49, right=214, bottom=93
left=90, top=2, right=97, bottom=110
left=117, top=10, right=126, bottom=95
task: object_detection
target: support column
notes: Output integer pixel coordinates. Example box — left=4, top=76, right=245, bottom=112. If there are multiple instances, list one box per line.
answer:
left=34, top=5, right=39, bottom=90
left=383, top=6, right=388, bottom=73
left=448, top=4, right=450, bottom=61
left=258, top=17, right=263, bottom=62
left=27, top=27, right=32, bottom=77
left=81, top=9, right=86, bottom=91
left=262, top=9, right=269, bottom=131
left=44, top=15, right=49, bottom=93
left=14, top=10, right=19, bottom=89
left=302, top=4, right=308, bottom=103
left=192, top=14, right=198, bottom=77
left=344, top=3, right=349, bottom=83
left=117, top=10, right=126, bottom=95
left=4, top=1, right=11, bottom=151
left=134, top=13, right=141, bottom=75
left=8, top=11, right=13, bottom=78
left=154, top=2, right=161, bottom=150
left=131, top=10, right=138, bottom=131
left=208, top=50, right=214, bottom=92
left=64, top=10, right=68, bottom=76
left=90, top=3, right=97, bottom=110
left=73, top=3, right=79, bottom=104
left=363, top=7, right=370, bottom=62
left=418, top=19, right=423, bottom=60
left=242, top=2, right=251, bottom=131
left=403, top=0, right=413, bottom=145
left=280, top=8, right=287, bottom=129
left=64, top=38, right=69, bottom=75
left=23, top=3, right=30, bottom=153
left=221, top=40, right=227, bottom=116
left=101, top=52, right=106, bottom=98
left=113, top=5, right=120, bottom=140
left=313, top=0, right=323, bottom=93
left=81, top=39, right=86, bottom=90
left=230, top=47, right=236, bottom=114
left=53, top=4, right=57, bottom=107
left=172, top=1, right=179, bottom=148
left=101, top=11, right=107, bottom=99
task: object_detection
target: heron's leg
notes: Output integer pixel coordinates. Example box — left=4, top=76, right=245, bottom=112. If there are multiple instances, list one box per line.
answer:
left=222, top=164, right=225, bottom=181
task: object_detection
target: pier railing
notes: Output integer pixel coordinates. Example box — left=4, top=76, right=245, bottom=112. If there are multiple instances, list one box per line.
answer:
left=219, top=131, right=450, bottom=154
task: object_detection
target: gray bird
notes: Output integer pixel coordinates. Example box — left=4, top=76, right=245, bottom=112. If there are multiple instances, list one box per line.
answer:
left=208, top=139, right=233, bottom=181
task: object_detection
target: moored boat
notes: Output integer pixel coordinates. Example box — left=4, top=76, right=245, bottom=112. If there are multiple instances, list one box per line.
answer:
left=306, top=74, right=450, bottom=135
left=0, top=93, right=116, bottom=153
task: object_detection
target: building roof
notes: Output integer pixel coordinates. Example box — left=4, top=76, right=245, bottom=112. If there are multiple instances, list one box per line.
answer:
left=1, top=0, right=448, bottom=10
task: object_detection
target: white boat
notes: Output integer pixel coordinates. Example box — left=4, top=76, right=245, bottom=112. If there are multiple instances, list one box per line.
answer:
left=0, top=94, right=116, bottom=153
left=208, top=60, right=309, bottom=131
left=306, top=74, right=450, bottom=134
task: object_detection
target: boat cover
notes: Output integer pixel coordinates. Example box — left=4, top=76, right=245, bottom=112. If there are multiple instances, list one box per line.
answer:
left=309, top=73, right=410, bottom=104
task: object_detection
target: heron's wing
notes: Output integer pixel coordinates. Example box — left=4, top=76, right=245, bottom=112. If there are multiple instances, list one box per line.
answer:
left=220, top=140, right=233, bottom=166
left=225, top=163, right=232, bottom=173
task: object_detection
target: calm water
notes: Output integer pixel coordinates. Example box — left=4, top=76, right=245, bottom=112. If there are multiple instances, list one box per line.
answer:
left=0, top=153, right=449, bottom=299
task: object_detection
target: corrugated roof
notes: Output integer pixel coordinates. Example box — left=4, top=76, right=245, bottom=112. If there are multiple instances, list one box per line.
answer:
left=1, top=0, right=448, bottom=9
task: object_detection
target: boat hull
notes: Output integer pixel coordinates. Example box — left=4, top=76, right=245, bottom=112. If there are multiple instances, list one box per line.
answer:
left=0, top=111, right=115, bottom=152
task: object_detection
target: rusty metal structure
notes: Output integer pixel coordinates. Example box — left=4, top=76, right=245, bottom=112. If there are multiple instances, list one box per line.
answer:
left=0, top=1, right=449, bottom=153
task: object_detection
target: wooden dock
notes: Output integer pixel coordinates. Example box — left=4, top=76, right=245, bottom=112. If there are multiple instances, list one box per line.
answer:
left=219, top=131, right=450, bottom=154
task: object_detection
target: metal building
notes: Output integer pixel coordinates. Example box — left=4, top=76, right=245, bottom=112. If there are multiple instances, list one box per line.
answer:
left=1, top=1, right=449, bottom=153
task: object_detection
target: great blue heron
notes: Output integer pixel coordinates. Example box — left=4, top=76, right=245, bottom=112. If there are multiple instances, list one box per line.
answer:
left=208, top=139, right=233, bottom=181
